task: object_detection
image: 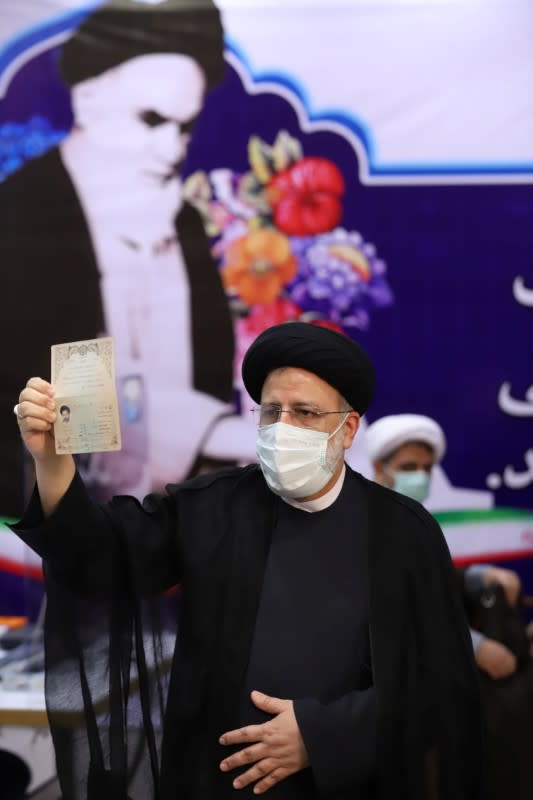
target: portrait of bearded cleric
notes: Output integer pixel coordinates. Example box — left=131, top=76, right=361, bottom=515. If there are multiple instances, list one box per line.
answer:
left=0, top=0, right=257, bottom=514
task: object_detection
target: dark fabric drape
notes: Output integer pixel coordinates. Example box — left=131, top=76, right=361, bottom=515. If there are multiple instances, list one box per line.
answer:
left=11, top=466, right=485, bottom=799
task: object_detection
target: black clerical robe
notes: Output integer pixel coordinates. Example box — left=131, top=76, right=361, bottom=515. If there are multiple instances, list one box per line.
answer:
left=11, top=464, right=485, bottom=800
left=238, top=472, right=375, bottom=799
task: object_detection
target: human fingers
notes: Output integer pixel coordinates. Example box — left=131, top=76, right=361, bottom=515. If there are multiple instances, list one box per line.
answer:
left=18, top=386, right=57, bottom=413
left=251, top=765, right=290, bottom=794
left=481, top=641, right=516, bottom=679
left=16, top=400, right=56, bottom=427
left=485, top=567, right=521, bottom=606
left=220, top=742, right=268, bottom=774
left=18, top=412, right=55, bottom=434
left=500, top=572, right=521, bottom=607
left=219, top=723, right=266, bottom=747
left=22, top=377, right=55, bottom=399
left=230, top=758, right=280, bottom=791
left=476, top=640, right=500, bottom=677
left=251, top=690, right=290, bottom=715
left=494, top=649, right=516, bottom=679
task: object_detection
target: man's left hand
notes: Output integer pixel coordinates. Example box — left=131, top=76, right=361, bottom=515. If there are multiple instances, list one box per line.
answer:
left=219, top=690, right=309, bottom=793
left=483, top=567, right=521, bottom=607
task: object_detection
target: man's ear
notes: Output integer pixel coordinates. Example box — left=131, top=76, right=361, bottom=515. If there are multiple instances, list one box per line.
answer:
left=342, top=411, right=360, bottom=449
left=373, top=459, right=388, bottom=485
left=70, top=69, right=119, bottom=127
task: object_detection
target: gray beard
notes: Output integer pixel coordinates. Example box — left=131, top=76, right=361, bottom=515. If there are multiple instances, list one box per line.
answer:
left=325, top=427, right=346, bottom=473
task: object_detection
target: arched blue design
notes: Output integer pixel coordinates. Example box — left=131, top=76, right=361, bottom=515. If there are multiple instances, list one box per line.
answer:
left=0, top=2, right=102, bottom=78
left=0, top=8, right=532, bottom=177
left=224, top=36, right=378, bottom=170
left=224, top=35, right=533, bottom=178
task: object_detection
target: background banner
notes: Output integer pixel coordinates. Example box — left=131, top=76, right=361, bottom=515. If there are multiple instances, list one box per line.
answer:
left=1, top=0, right=532, bottom=615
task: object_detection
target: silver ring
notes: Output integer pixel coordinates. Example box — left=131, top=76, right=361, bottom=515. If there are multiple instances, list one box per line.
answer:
left=13, top=403, right=23, bottom=420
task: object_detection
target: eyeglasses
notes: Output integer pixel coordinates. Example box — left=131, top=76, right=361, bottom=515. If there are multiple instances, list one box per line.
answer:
left=251, top=403, right=352, bottom=428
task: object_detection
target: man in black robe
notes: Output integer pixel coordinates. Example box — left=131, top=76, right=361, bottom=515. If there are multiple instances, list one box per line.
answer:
left=365, top=412, right=523, bottom=679
left=10, top=322, right=484, bottom=799
left=366, top=412, right=533, bottom=800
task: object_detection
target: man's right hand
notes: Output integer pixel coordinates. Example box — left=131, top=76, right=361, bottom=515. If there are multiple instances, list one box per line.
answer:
left=16, top=377, right=75, bottom=516
left=482, top=566, right=522, bottom=608
left=475, top=638, right=517, bottom=680
left=17, top=377, right=58, bottom=462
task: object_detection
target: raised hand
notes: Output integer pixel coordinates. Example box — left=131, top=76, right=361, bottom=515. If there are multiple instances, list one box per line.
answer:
left=15, top=377, right=75, bottom=516
left=482, top=566, right=522, bottom=608
left=15, top=377, right=58, bottom=463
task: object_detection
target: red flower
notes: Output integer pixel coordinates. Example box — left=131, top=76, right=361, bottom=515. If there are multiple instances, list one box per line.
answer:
left=245, top=299, right=302, bottom=336
left=309, top=319, right=346, bottom=335
left=267, top=157, right=345, bottom=236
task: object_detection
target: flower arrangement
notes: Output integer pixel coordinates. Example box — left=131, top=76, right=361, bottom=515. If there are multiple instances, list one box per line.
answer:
left=185, top=131, right=393, bottom=374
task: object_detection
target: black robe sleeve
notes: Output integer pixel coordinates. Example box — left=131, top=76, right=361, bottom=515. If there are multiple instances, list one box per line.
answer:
left=9, top=470, right=183, bottom=800
left=294, top=688, right=377, bottom=794
left=7, top=464, right=267, bottom=800
left=11, top=470, right=181, bottom=597
left=366, top=481, right=486, bottom=800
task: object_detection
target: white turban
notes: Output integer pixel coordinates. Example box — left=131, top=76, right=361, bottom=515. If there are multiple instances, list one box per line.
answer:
left=365, top=414, right=446, bottom=463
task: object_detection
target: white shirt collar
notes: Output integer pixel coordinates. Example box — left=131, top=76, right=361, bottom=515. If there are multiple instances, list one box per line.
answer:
left=281, top=464, right=346, bottom=513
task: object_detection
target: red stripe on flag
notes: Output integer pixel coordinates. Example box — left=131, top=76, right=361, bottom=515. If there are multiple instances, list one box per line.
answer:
left=0, top=557, right=43, bottom=580
left=453, top=548, right=533, bottom=567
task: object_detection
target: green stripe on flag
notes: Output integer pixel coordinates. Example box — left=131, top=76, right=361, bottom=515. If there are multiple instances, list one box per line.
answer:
left=434, top=508, right=533, bottom=526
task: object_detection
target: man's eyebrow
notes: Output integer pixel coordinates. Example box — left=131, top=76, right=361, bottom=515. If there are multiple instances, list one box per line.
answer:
left=138, top=109, right=200, bottom=132
left=261, top=400, right=321, bottom=408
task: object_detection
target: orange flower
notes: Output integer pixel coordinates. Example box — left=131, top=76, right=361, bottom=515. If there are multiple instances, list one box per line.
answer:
left=222, top=228, right=297, bottom=305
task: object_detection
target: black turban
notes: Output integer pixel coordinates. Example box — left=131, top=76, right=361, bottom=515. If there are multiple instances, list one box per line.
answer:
left=242, top=322, right=376, bottom=414
left=60, top=0, right=225, bottom=90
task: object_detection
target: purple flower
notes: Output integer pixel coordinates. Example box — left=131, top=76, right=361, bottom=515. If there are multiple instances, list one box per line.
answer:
left=286, top=228, right=393, bottom=331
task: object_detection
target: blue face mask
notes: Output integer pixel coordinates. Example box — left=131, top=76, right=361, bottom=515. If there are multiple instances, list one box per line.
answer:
left=393, top=470, right=431, bottom=504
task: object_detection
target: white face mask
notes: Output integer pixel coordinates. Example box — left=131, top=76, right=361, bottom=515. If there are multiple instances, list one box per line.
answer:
left=392, top=470, right=431, bottom=504
left=256, top=416, right=348, bottom=500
